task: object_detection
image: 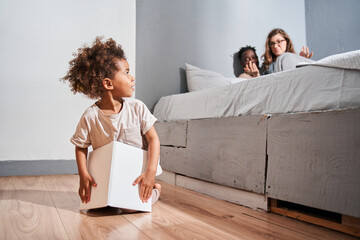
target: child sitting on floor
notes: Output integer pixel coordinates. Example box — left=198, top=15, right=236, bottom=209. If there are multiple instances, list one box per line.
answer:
left=61, top=37, right=161, bottom=210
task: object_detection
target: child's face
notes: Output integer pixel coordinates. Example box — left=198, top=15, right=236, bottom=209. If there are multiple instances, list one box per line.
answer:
left=240, top=50, right=258, bottom=68
left=111, top=59, right=135, bottom=98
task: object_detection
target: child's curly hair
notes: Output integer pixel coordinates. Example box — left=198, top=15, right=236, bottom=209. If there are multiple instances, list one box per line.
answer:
left=61, top=36, right=126, bottom=99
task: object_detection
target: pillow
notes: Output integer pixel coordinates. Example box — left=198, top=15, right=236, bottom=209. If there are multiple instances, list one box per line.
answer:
left=185, top=63, right=246, bottom=92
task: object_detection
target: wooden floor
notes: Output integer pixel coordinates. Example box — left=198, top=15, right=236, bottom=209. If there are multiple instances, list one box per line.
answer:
left=0, top=175, right=356, bottom=240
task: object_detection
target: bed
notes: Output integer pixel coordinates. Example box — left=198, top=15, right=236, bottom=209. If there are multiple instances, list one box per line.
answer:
left=153, top=50, right=360, bottom=221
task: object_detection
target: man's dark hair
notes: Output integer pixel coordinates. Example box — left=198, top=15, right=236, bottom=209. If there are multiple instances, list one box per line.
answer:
left=237, top=45, right=258, bottom=61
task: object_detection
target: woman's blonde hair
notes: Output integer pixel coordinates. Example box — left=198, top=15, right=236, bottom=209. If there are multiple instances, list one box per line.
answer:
left=261, top=28, right=295, bottom=72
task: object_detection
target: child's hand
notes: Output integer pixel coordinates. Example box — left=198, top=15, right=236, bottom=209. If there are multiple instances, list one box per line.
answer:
left=133, top=172, right=155, bottom=203
left=78, top=172, right=97, bottom=204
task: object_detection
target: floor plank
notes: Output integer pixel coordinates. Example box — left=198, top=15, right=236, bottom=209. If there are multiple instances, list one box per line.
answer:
left=42, top=174, right=79, bottom=208
left=57, top=206, right=151, bottom=240
left=169, top=185, right=356, bottom=240
left=0, top=176, right=69, bottom=240
left=0, top=175, right=357, bottom=240
left=166, top=181, right=356, bottom=240
left=146, top=184, right=311, bottom=240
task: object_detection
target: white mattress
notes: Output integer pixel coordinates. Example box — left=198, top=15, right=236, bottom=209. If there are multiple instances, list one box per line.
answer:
left=154, top=51, right=360, bottom=122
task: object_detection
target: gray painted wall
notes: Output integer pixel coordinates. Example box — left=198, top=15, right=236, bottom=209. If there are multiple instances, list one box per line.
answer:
left=305, top=0, right=360, bottom=60
left=136, top=0, right=307, bottom=111
left=136, top=0, right=360, bottom=111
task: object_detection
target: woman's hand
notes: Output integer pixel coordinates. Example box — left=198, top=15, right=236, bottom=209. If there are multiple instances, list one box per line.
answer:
left=133, top=171, right=156, bottom=203
left=243, top=62, right=260, bottom=78
left=78, top=172, right=97, bottom=204
left=299, top=46, right=314, bottom=59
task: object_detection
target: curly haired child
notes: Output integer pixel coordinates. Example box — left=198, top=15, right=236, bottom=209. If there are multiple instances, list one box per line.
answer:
left=62, top=37, right=161, bottom=210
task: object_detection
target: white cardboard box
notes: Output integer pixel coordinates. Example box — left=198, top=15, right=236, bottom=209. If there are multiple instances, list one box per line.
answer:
left=79, top=141, right=162, bottom=212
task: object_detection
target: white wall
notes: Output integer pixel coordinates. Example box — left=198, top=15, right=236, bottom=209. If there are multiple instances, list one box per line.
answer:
left=136, top=0, right=307, bottom=110
left=0, top=0, right=135, bottom=161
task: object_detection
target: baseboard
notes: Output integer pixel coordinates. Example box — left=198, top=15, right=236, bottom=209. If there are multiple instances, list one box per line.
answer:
left=0, top=160, right=78, bottom=176
left=158, top=170, right=268, bottom=211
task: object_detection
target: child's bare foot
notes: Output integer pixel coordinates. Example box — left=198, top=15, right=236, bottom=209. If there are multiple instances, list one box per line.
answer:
left=154, top=183, right=161, bottom=195
left=152, top=183, right=161, bottom=204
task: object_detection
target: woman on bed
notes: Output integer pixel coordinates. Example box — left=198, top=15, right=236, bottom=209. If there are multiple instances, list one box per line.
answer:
left=260, top=28, right=314, bottom=75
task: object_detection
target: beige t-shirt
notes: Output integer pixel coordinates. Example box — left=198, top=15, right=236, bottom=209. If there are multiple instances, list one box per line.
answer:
left=71, top=98, right=157, bottom=150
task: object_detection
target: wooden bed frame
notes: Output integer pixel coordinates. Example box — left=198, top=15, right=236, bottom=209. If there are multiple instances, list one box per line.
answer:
left=154, top=108, right=360, bottom=226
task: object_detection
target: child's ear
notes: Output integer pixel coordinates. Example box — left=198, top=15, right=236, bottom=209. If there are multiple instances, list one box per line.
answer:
left=103, top=78, right=113, bottom=90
